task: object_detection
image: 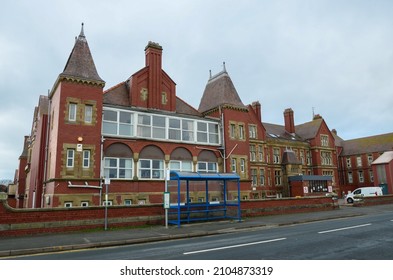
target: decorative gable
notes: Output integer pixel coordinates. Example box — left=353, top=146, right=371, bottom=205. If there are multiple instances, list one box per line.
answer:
left=127, top=42, right=176, bottom=111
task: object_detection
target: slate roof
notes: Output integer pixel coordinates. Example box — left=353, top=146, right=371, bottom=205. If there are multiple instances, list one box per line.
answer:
left=295, top=118, right=323, bottom=140
left=341, top=133, right=393, bottom=156
left=103, top=82, right=202, bottom=117
left=263, top=116, right=393, bottom=158
left=263, top=122, right=301, bottom=142
left=103, top=82, right=129, bottom=106
left=332, top=131, right=345, bottom=147
left=60, top=24, right=104, bottom=85
left=198, top=70, right=246, bottom=113
left=282, top=150, right=302, bottom=164
left=176, top=97, right=202, bottom=117
left=262, top=120, right=319, bottom=143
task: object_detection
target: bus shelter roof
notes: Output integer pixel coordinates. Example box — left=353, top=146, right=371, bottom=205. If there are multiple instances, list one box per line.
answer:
left=169, top=171, right=240, bottom=181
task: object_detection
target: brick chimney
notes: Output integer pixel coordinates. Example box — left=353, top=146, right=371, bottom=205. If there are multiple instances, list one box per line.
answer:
left=251, top=101, right=262, bottom=122
left=145, top=41, right=163, bottom=108
left=284, top=108, right=295, bottom=134
left=145, top=41, right=162, bottom=68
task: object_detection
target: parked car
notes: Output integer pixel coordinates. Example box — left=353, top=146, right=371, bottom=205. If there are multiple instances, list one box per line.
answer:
left=346, top=186, right=383, bottom=203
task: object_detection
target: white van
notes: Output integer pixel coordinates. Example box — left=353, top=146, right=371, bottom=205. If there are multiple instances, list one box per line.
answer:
left=346, top=186, right=383, bottom=203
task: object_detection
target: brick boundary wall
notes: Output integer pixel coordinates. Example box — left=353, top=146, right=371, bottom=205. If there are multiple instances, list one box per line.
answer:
left=352, top=195, right=393, bottom=207
left=1, top=194, right=338, bottom=237
left=240, top=196, right=336, bottom=216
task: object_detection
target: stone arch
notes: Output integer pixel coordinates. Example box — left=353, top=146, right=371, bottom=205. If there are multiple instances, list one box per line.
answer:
left=170, top=147, right=193, bottom=161
left=197, top=150, right=218, bottom=162
left=104, top=143, right=133, bottom=158
left=139, top=145, right=164, bottom=159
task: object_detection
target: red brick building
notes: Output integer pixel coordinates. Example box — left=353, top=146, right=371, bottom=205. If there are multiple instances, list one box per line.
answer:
left=14, top=25, right=393, bottom=208
left=337, top=133, right=393, bottom=194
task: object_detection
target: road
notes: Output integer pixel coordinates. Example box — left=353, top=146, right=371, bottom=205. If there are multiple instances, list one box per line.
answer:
left=9, top=209, right=393, bottom=260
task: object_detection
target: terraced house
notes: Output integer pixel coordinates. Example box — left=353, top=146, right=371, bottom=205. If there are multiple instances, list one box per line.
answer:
left=14, top=25, right=393, bottom=208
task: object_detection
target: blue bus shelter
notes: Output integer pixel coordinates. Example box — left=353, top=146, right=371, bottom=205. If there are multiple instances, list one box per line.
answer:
left=168, top=171, right=241, bottom=227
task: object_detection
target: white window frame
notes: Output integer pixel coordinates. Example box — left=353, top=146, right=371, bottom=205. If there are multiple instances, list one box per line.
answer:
left=83, top=150, right=90, bottom=169
left=104, top=157, right=133, bottom=179
left=152, top=115, right=166, bottom=139
left=169, top=160, right=193, bottom=172
left=239, top=124, right=245, bottom=140
left=356, top=156, right=362, bottom=167
left=103, top=108, right=220, bottom=145
left=84, top=104, right=93, bottom=123
left=240, top=158, right=246, bottom=173
left=230, top=123, right=236, bottom=138
left=369, top=170, right=374, bottom=182
left=249, top=125, right=257, bottom=139
left=231, top=158, right=237, bottom=172
left=103, top=109, right=133, bottom=137
left=251, top=168, right=257, bottom=186
left=306, top=151, right=312, bottom=165
left=321, top=151, right=332, bottom=166
left=259, top=168, right=265, bottom=186
left=64, top=202, right=73, bottom=208
left=250, top=145, right=256, bottom=162
left=367, top=154, right=373, bottom=166
left=197, top=161, right=217, bottom=173
left=137, top=114, right=152, bottom=138
left=348, top=172, right=353, bottom=184
left=273, top=148, right=280, bottom=164
left=300, top=150, right=305, bottom=165
left=258, top=145, right=264, bottom=162
left=181, top=119, right=194, bottom=142
left=102, top=200, right=113, bottom=206
left=139, top=159, right=164, bottom=180
left=66, top=149, right=75, bottom=168
left=321, top=134, right=329, bottom=147
left=81, top=201, right=89, bottom=207
left=69, top=103, right=77, bottom=121
left=168, top=118, right=181, bottom=140
left=358, top=170, right=364, bottom=183
left=346, top=157, right=352, bottom=168
left=274, top=170, right=282, bottom=186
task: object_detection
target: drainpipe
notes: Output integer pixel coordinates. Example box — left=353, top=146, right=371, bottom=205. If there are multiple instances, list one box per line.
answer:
left=219, top=106, right=226, bottom=172
left=42, top=90, right=51, bottom=208
left=100, top=135, right=104, bottom=205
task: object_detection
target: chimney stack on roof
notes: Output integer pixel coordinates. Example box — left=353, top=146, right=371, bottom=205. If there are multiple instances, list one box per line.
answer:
left=251, top=101, right=262, bottom=123
left=145, top=41, right=163, bottom=68
left=284, top=108, right=295, bottom=134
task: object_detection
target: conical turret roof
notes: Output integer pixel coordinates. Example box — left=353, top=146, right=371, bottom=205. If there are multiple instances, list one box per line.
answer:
left=198, top=65, right=245, bottom=113
left=60, top=23, right=104, bottom=85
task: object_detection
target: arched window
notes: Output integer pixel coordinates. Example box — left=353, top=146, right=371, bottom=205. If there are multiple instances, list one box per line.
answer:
left=103, top=143, right=133, bottom=179
left=139, top=145, right=165, bottom=179
left=169, top=147, right=193, bottom=172
left=197, top=150, right=218, bottom=173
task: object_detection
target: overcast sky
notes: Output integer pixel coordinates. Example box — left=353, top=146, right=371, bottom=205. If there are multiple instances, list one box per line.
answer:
left=1, top=0, right=393, bottom=179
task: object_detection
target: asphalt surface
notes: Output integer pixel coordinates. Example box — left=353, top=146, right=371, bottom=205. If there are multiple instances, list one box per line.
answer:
left=1, top=200, right=392, bottom=258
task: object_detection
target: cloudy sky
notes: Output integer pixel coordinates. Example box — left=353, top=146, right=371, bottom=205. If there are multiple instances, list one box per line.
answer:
left=1, top=0, right=392, bottom=179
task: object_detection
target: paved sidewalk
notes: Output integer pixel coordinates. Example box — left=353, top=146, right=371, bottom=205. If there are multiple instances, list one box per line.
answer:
left=1, top=202, right=391, bottom=258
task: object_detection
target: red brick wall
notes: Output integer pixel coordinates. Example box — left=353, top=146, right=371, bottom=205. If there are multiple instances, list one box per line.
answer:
left=0, top=196, right=335, bottom=237
left=0, top=200, right=164, bottom=237
left=241, top=196, right=334, bottom=216
left=353, top=195, right=393, bottom=206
